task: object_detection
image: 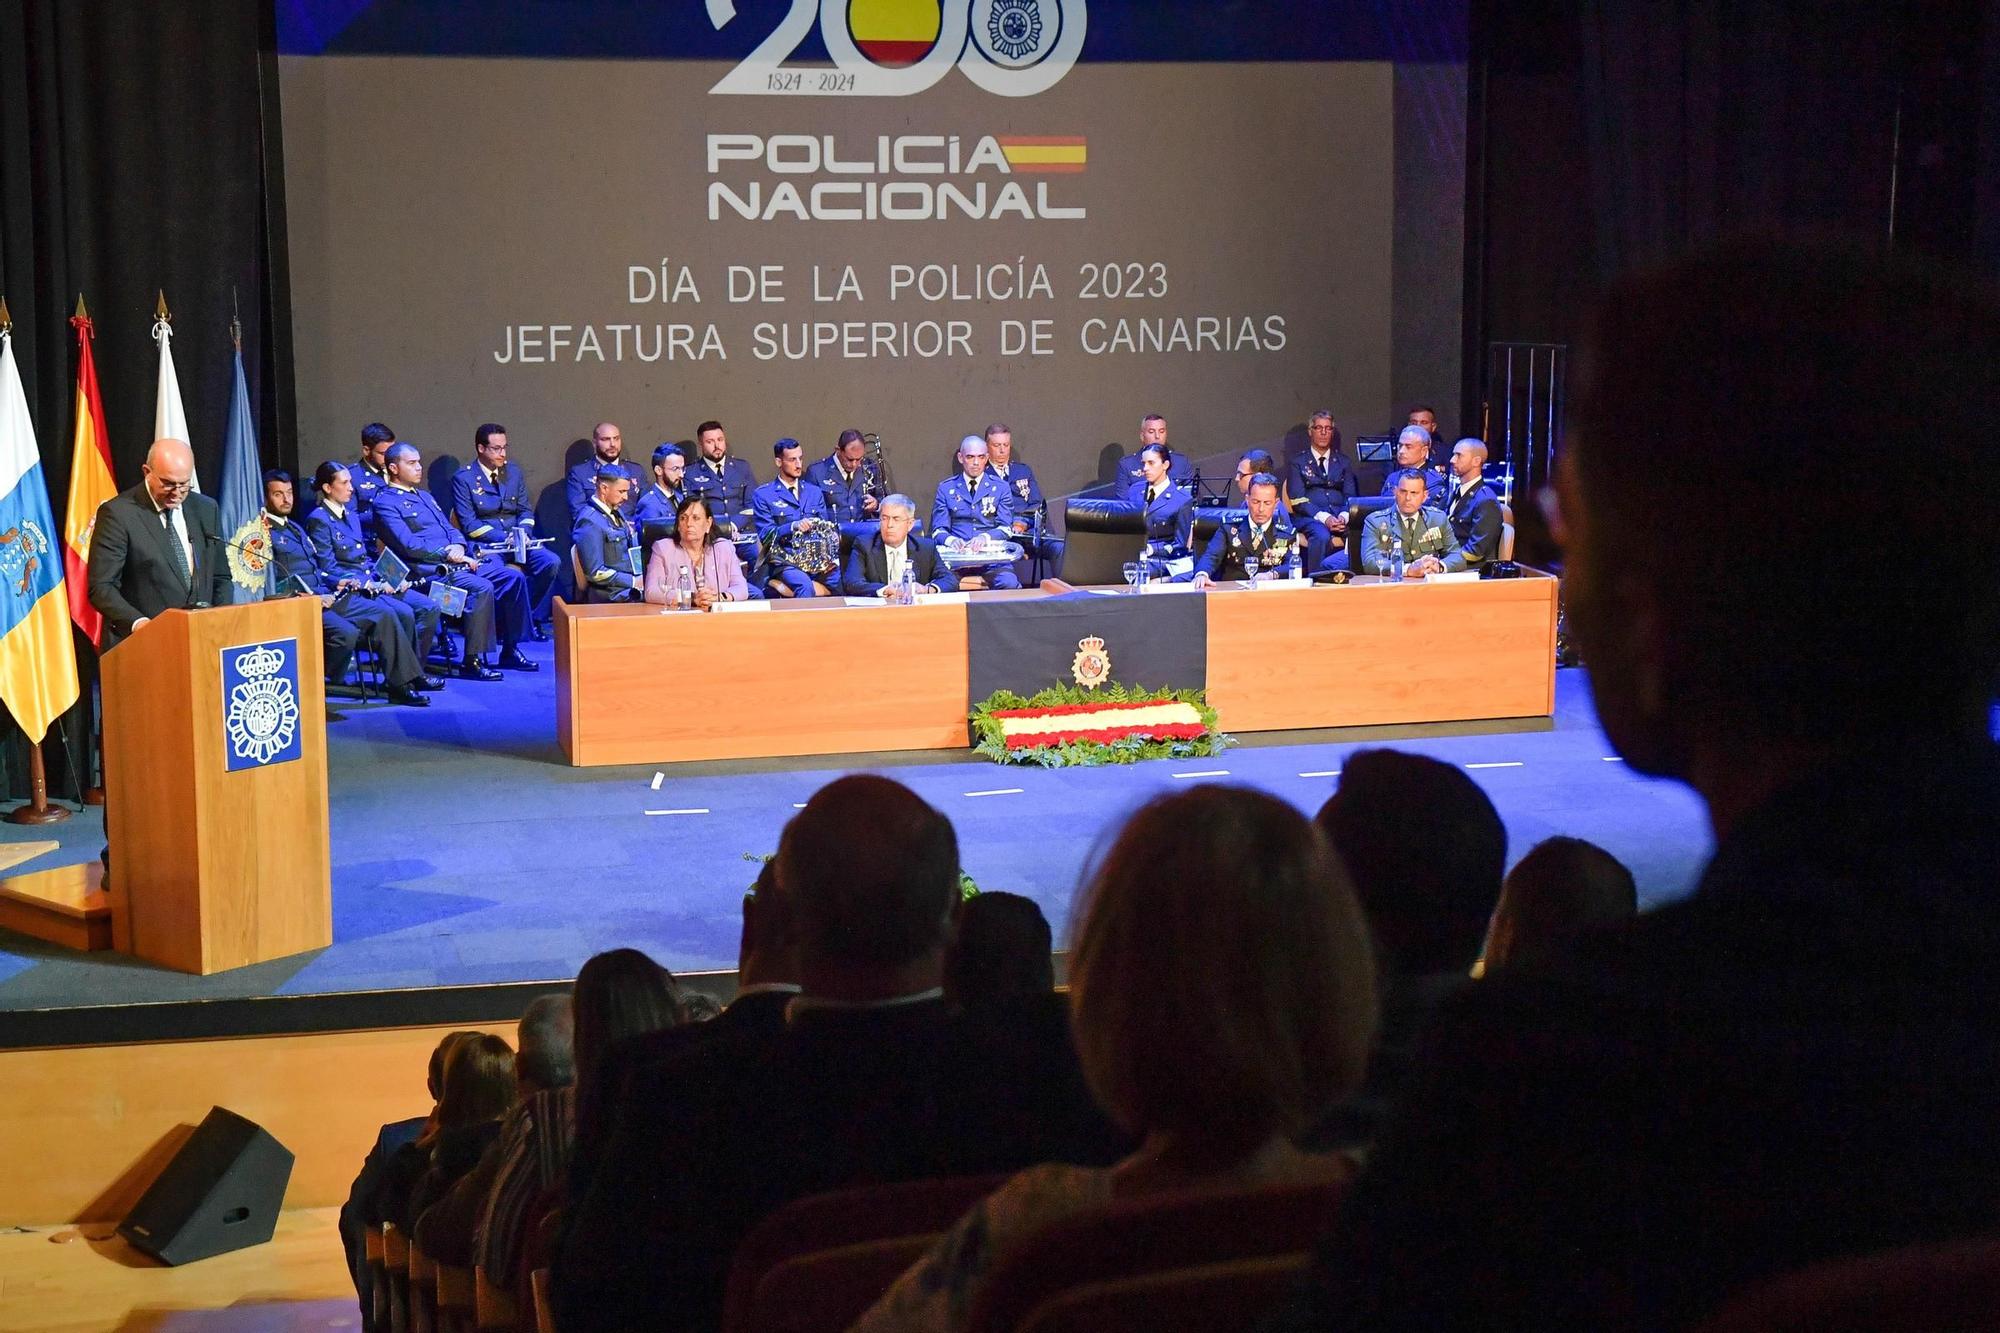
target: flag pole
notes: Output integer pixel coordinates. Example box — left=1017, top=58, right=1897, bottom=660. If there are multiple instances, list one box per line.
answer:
left=0, top=297, right=71, bottom=826
left=73, top=294, right=106, bottom=805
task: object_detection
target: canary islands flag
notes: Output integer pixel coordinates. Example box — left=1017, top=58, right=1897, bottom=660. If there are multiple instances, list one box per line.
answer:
left=0, top=326, right=80, bottom=743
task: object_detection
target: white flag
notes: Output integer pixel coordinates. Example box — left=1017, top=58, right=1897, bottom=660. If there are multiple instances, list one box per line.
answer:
left=153, top=315, right=201, bottom=493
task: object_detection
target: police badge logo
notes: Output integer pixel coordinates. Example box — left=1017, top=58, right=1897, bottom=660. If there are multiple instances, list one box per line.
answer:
left=0, top=519, right=51, bottom=597
left=973, top=0, right=1057, bottom=68
left=225, top=643, right=301, bottom=767
left=228, top=516, right=274, bottom=593
left=1071, top=634, right=1111, bottom=690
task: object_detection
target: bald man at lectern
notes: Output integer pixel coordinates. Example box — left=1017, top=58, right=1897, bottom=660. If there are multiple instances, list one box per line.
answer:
left=87, top=438, right=230, bottom=647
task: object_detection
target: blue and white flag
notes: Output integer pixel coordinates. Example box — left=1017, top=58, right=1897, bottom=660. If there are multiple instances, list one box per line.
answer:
left=216, top=341, right=270, bottom=600
left=0, top=326, right=80, bottom=742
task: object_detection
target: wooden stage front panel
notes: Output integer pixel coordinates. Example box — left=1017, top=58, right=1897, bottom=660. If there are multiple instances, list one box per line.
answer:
left=557, top=600, right=973, bottom=765
left=556, top=576, right=1558, bottom=767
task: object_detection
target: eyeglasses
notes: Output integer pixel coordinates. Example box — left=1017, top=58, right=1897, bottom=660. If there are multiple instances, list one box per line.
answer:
left=153, top=477, right=193, bottom=494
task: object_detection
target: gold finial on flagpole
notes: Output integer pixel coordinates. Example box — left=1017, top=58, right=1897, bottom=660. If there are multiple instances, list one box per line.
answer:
left=155, top=289, right=171, bottom=323
left=74, top=293, right=88, bottom=320
left=0, top=295, right=11, bottom=334
left=230, top=287, right=242, bottom=351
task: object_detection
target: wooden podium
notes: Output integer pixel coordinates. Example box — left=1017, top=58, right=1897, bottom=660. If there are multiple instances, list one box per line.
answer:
left=101, top=599, right=332, bottom=975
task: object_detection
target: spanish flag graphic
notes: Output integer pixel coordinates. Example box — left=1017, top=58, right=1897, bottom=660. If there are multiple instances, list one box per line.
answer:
left=849, top=0, right=942, bottom=68
left=997, top=136, right=1088, bottom=173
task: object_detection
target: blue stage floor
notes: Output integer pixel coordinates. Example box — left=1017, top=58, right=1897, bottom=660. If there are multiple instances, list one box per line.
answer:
left=0, top=640, right=1714, bottom=1013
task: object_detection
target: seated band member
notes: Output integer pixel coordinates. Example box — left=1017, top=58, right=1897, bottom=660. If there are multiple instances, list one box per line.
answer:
left=372, top=442, right=535, bottom=679
left=1124, top=442, right=1194, bottom=576
left=1380, top=425, right=1450, bottom=506
left=1289, top=409, right=1356, bottom=571
left=306, top=461, right=442, bottom=665
left=685, top=420, right=760, bottom=570
left=1444, top=437, right=1505, bottom=567
left=754, top=438, right=841, bottom=597
left=454, top=422, right=561, bottom=634
left=1353, top=470, right=1466, bottom=577
left=635, top=443, right=690, bottom=546
left=985, top=422, right=1064, bottom=582
left=263, top=469, right=432, bottom=706
left=1193, top=472, right=1301, bottom=587
left=1234, top=449, right=1289, bottom=507
left=845, top=493, right=960, bottom=598
left=573, top=468, right=644, bottom=603
left=352, top=422, right=397, bottom=540
left=804, top=429, right=885, bottom=542
left=643, top=495, right=747, bottom=608
left=565, top=422, right=643, bottom=524
left=929, top=435, right=1022, bottom=591
left=1116, top=413, right=1196, bottom=488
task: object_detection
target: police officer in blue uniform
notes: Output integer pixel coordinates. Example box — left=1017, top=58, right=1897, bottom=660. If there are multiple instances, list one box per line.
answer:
left=929, top=434, right=1022, bottom=590
left=572, top=468, right=645, bottom=602
left=373, top=442, right=535, bottom=679
left=1288, top=410, right=1356, bottom=572
left=1116, top=413, right=1196, bottom=489
left=454, top=422, right=561, bottom=633
left=306, top=460, right=443, bottom=665
left=1191, top=471, right=1300, bottom=586
left=1380, top=425, right=1451, bottom=507
left=352, top=422, right=398, bottom=540
left=803, top=428, right=885, bottom=544
left=262, top=469, right=433, bottom=705
left=634, top=443, right=690, bottom=546
left=564, top=422, right=644, bottom=524
left=1126, top=443, right=1195, bottom=577
left=686, top=419, right=760, bottom=571
left=984, top=423, right=1064, bottom=582
left=753, top=439, right=840, bottom=597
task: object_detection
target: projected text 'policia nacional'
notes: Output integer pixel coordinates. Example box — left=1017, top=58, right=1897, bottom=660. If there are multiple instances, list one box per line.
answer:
left=706, top=133, right=1087, bottom=221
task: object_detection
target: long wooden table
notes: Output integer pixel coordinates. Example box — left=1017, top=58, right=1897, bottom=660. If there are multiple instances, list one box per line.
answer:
left=554, top=574, right=1558, bottom=766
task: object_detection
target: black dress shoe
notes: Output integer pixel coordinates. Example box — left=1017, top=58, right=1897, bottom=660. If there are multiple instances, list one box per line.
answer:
left=415, top=674, right=447, bottom=692
left=498, top=648, right=540, bottom=672
left=459, top=660, right=503, bottom=682
left=388, top=685, right=431, bottom=706
left=529, top=622, right=551, bottom=642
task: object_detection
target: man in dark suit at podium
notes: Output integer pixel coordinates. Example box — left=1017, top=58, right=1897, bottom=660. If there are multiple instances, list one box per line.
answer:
left=87, top=437, right=229, bottom=647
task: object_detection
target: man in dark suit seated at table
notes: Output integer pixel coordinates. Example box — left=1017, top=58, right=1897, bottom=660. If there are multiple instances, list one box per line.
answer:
left=86, top=438, right=230, bottom=645
left=1275, top=240, right=2000, bottom=1331
left=844, top=494, right=959, bottom=598
left=1443, top=437, right=1505, bottom=567
left=553, top=775, right=1120, bottom=1333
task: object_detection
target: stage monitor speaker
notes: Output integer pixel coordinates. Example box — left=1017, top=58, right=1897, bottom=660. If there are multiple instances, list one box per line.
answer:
left=117, top=1106, right=294, bottom=1265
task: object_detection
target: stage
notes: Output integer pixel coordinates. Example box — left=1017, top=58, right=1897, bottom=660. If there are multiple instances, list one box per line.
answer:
left=0, top=638, right=1712, bottom=1024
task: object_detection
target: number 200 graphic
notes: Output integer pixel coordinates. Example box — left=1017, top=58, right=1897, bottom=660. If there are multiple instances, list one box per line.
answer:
left=706, top=0, right=1087, bottom=97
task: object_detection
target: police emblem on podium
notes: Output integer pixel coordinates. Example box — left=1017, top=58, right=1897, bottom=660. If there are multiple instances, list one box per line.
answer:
left=221, top=639, right=303, bottom=772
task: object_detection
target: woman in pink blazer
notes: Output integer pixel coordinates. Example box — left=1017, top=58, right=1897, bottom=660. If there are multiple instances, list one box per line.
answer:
left=643, top=496, right=750, bottom=608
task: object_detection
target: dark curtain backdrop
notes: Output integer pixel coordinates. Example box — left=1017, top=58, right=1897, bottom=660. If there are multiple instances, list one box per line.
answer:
left=0, top=0, right=296, bottom=799
left=1468, top=0, right=1998, bottom=380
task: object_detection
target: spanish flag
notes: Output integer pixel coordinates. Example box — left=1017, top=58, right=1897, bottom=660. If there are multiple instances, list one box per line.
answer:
left=64, top=301, right=115, bottom=647
left=849, top=0, right=940, bottom=67
left=0, top=316, right=81, bottom=744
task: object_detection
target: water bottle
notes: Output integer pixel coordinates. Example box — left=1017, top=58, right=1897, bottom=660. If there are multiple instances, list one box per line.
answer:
left=677, top=565, right=694, bottom=609
left=1288, top=543, right=1304, bottom=581
left=1389, top=534, right=1405, bottom=583
left=899, top=561, right=916, bottom=605
left=1136, top=543, right=1151, bottom=589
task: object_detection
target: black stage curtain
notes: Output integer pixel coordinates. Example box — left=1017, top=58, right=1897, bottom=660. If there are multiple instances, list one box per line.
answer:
left=0, top=0, right=296, bottom=799
left=1469, top=0, right=1998, bottom=362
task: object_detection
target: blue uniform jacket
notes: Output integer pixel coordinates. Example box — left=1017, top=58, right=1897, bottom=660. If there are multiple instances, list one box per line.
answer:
left=1124, top=478, right=1194, bottom=553
left=686, top=456, right=759, bottom=536
left=453, top=462, right=538, bottom=543
left=1443, top=481, right=1505, bottom=565
left=633, top=484, right=686, bottom=534
left=266, top=515, right=337, bottom=593
left=1194, top=514, right=1302, bottom=580
left=1116, top=451, right=1195, bottom=488
left=802, top=456, right=884, bottom=525
left=989, top=462, right=1047, bottom=528
left=1288, top=449, right=1355, bottom=519
left=374, top=485, right=469, bottom=571
left=565, top=458, right=644, bottom=522
left=573, top=501, right=642, bottom=597
left=751, top=479, right=831, bottom=545
left=1381, top=466, right=1451, bottom=508
left=305, top=505, right=378, bottom=580
left=930, top=472, right=1015, bottom=542
left=351, top=464, right=392, bottom=538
